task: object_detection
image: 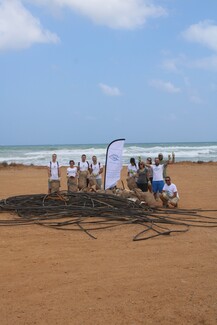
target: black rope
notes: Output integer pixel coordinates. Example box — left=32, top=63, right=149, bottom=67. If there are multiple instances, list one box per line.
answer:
left=0, top=192, right=217, bottom=241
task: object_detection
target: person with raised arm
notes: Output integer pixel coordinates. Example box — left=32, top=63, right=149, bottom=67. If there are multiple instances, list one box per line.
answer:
left=145, top=157, right=167, bottom=200
left=158, top=152, right=175, bottom=179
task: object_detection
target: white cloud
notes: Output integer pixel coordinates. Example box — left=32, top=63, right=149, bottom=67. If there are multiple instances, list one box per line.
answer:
left=162, top=58, right=179, bottom=72
left=25, top=0, right=167, bottom=29
left=182, top=20, right=217, bottom=52
left=99, top=83, right=122, bottom=96
left=189, top=95, right=202, bottom=104
left=0, top=0, right=167, bottom=51
left=162, top=53, right=217, bottom=72
left=164, top=21, right=217, bottom=72
left=190, top=55, right=217, bottom=70
left=149, top=79, right=181, bottom=94
left=161, top=55, right=192, bottom=88
left=161, top=54, right=187, bottom=73
left=187, top=87, right=203, bottom=104
left=0, top=0, right=59, bottom=51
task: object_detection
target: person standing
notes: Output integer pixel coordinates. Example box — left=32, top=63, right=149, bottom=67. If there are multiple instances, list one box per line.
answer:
left=127, top=157, right=138, bottom=190
left=160, top=176, right=179, bottom=208
left=146, top=157, right=153, bottom=193
left=47, top=153, right=61, bottom=194
left=67, top=160, right=78, bottom=192
left=127, top=157, right=138, bottom=178
left=89, top=155, right=103, bottom=189
left=158, top=152, right=175, bottom=179
left=136, top=161, right=149, bottom=192
left=77, top=154, right=89, bottom=190
left=146, top=157, right=167, bottom=200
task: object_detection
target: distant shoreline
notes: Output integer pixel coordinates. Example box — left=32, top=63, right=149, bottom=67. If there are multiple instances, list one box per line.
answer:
left=1, top=142, right=217, bottom=165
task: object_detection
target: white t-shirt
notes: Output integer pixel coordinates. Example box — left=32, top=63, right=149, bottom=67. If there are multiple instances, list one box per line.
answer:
left=127, top=164, right=137, bottom=177
left=67, top=166, right=77, bottom=178
left=78, top=161, right=89, bottom=171
left=48, top=161, right=60, bottom=180
left=151, top=164, right=164, bottom=181
left=90, top=162, right=102, bottom=179
left=163, top=183, right=179, bottom=198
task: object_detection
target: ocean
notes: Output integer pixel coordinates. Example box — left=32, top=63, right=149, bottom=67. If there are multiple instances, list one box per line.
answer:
left=0, top=142, right=217, bottom=166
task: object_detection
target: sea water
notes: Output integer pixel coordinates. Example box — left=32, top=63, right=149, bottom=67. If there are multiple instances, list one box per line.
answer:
left=0, top=142, right=217, bottom=166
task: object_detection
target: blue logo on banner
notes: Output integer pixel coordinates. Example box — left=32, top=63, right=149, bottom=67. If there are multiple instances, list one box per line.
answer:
left=109, top=154, right=119, bottom=162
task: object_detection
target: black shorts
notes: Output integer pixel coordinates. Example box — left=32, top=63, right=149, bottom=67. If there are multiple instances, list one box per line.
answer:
left=136, top=183, right=148, bottom=192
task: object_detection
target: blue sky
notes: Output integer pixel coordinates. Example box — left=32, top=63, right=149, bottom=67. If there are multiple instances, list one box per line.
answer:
left=0, top=0, right=217, bottom=145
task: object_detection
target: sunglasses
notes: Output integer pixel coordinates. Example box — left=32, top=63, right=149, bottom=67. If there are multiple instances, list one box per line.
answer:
left=165, top=179, right=170, bottom=182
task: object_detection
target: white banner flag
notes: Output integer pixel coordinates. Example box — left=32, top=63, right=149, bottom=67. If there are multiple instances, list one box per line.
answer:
left=104, top=138, right=125, bottom=190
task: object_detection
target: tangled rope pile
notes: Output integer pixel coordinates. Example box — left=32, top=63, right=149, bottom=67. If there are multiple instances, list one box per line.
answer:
left=0, top=192, right=217, bottom=241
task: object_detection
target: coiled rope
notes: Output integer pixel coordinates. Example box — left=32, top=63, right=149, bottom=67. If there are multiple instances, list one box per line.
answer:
left=0, top=191, right=217, bottom=241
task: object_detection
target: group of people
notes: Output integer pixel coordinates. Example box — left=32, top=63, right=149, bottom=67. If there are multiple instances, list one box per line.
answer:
left=48, top=151, right=179, bottom=208
left=48, top=153, right=103, bottom=193
left=127, top=152, right=179, bottom=208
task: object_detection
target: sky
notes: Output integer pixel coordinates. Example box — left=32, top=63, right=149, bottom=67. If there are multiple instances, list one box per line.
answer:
left=0, top=0, right=217, bottom=145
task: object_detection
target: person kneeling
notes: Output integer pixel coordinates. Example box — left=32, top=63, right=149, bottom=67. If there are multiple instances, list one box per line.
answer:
left=160, top=176, right=179, bottom=208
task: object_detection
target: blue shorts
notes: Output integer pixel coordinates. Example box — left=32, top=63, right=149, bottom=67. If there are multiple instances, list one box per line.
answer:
left=152, top=180, right=164, bottom=193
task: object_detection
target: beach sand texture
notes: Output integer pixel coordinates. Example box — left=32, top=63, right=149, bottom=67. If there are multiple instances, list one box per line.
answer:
left=0, top=163, right=217, bottom=325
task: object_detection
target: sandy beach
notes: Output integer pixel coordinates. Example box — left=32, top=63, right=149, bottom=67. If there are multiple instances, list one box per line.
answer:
left=0, top=162, right=217, bottom=324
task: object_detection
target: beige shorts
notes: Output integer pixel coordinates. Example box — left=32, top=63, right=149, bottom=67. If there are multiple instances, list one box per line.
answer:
left=48, top=179, right=60, bottom=193
left=162, top=192, right=179, bottom=204
left=168, top=197, right=179, bottom=205
left=67, top=177, right=78, bottom=192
